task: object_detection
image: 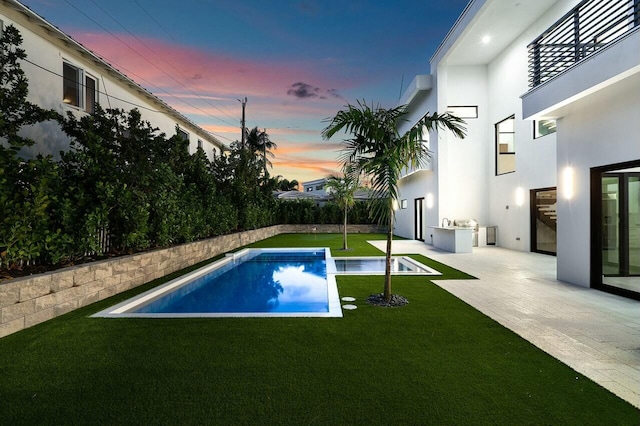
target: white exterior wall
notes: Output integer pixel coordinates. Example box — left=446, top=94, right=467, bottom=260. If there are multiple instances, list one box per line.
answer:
left=485, top=19, right=558, bottom=251
left=397, top=4, right=564, bottom=245
left=1, top=5, right=222, bottom=160
left=556, top=73, right=640, bottom=286
left=440, top=66, right=490, bottom=225
left=395, top=80, right=440, bottom=239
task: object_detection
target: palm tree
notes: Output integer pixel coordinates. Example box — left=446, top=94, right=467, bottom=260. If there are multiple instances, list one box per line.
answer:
left=268, top=176, right=299, bottom=191
left=325, top=170, right=360, bottom=250
left=281, top=178, right=299, bottom=191
left=245, top=127, right=277, bottom=183
left=322, top=100, right=465, bottom=303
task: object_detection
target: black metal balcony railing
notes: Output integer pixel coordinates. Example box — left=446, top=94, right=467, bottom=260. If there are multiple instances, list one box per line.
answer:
left=528, top=0, right=640, bottom=88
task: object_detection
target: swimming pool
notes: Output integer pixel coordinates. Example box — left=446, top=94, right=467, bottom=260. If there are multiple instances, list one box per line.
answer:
left=93, top=248, right=342, bottom=318
left=331, top=256, right=440, bottom=275
left=93, top=248, right=441, bottom=318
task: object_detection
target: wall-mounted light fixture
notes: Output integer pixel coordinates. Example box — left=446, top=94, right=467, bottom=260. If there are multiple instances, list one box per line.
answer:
left=426, top=193, right=434, bottom=209
left=562, top=167, right=574, bottom=200
left=392, top=199, right=399, bottom=211
left=515, top=187, right=525, bottom=207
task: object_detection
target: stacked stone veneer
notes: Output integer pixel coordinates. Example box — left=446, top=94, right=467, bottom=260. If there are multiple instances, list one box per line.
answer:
left=0, top=224, right=383, bottom=338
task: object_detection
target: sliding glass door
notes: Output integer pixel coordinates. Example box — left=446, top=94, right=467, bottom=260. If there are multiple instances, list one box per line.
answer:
left=592, top=162, right=640, bottom=299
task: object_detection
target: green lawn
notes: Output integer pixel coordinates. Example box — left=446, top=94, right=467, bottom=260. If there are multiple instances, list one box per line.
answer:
left=0, top=234, right=637, bottom=425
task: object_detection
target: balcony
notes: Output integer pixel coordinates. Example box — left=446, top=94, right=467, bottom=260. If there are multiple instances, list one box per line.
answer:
left=528, top=0, right=640, bottom=88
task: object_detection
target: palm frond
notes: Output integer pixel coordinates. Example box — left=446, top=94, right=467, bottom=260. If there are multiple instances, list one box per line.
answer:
left=417, top=111, right=467, bottom=139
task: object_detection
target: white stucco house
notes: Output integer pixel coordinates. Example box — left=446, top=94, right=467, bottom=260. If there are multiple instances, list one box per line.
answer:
left=395, top=0, right=639, bottom=299
left=302, top=178, right=329, bottom=196
left=302, top=177, right=373, bottom=206
left=0, top=0, right=224, bottom=160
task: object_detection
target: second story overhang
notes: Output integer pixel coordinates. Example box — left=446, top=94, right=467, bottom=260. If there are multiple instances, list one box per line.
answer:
left=431, top=0, right=559, bottom=69
left=522, top=0, right=640, bottom=120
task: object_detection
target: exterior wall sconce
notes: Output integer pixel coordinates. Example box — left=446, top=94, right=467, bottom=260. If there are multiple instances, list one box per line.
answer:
left=392, top=199, right=399, bottom=211
left=515, top=187, right=525, bottom=207
left=426, top=193, right=434, bottom=209
left=562, top=167, right=574, bottom=200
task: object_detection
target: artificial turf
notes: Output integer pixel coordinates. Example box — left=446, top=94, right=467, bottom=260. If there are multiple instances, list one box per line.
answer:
left=0, top=233, right=637, bottom=425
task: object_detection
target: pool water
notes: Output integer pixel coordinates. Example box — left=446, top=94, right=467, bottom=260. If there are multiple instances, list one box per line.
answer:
left=332, top=256, right=441, bottom=275
left=93, top=248, right=342, bottom=318
left=138, top=252, right=328, bottom=314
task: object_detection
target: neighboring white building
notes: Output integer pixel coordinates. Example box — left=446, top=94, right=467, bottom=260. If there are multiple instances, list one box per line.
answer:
left=395, top=0, right=639, bottom=299
left=302, top=177, right=373, bottom=205
left=302, top=178, right=329, bottom=196
left=0, top=0, right=224, bottom=160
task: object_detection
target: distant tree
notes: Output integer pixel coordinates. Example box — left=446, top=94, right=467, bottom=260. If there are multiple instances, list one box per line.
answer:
left=212, top=140, right=275, bottom=230
left=245, top=127, right=277, bottom=183
left=323, top=100, right=466, bottom=303
left=325, top=169, right=360, bottom=250
left=274, top=176, right=299, bottom=191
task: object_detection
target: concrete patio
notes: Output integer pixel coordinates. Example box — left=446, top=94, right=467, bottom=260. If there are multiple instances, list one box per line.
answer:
left=368, top=240, right=640, bottom=408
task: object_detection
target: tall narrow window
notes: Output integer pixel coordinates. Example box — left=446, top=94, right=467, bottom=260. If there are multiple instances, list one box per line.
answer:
left=496, top=115, right=515, bottom=175
left=63, top=62, right=81, bottom=107
left=85, top=75, right=97, bottom=114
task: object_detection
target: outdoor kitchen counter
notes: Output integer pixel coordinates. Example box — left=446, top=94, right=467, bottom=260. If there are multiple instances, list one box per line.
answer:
left=427, top=226, right=473, bottom=253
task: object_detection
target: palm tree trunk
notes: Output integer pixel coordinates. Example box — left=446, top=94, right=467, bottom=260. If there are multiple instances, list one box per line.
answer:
left=383, top=206, right=394, bottom=302
left=343, top=209, right=348, bottom=250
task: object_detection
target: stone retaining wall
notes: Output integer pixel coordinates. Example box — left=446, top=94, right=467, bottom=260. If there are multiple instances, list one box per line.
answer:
left=0, top=224, right=383, bottom=338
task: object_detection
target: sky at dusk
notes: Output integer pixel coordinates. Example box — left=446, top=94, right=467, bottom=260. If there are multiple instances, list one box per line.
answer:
left=21, top=0, right=468, bottom=184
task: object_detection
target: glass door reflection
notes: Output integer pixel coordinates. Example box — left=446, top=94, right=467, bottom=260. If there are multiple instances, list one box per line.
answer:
left=601, top=172, right=640, bottom=294
left=531, top=188, right=557, bottom=255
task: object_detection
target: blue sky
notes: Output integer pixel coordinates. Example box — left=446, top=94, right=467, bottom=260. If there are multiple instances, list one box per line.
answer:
left=21, top=0, right=467, bottom=183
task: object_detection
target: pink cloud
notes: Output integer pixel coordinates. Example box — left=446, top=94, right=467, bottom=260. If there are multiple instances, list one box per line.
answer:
left=72, top=32, right=353, bottom=102
left=68, top=30, right=349, bottom=182
left=273, top=161, right=340, bottom=180
left=274, top=142, right=342, bottom=156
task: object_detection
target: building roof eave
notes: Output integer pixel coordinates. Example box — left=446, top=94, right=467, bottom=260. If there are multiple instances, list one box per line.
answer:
left=5, top=0, right=226, bottom=151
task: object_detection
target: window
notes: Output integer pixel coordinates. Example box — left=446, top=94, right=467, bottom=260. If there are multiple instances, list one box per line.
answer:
left=306, top=187, right=313, bottom=192
left=315, top=185, right=324, bottom=190
left=63, top=62, right=98, bottom=113
left=85, top=74, right=97, bottom=114
left=496, top=115, right=515, bottom=175
left=447, top=106, right=478, bottom=119
left=63, top=62, right=81, bottom=107
left=534, top=119, right=556, bottom=138
left=197, top=139, right=203, bottom=149
left=177, top=128, right=189, bottom=141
